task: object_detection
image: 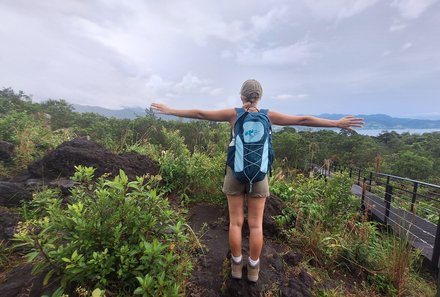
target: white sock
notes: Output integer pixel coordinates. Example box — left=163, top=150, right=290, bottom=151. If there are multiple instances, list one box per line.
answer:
left=249, top=257, right=260, bottom=267
left=231, top=254, right=242, bottom=263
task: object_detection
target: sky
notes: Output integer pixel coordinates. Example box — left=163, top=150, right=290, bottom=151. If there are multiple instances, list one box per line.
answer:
left=0, top=0, right=439, bottom=119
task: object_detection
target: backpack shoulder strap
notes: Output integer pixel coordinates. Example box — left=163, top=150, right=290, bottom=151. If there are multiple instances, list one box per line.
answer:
left=260, top=109, right=269, bottom=115
left=235, top=107, right=246, bottom=118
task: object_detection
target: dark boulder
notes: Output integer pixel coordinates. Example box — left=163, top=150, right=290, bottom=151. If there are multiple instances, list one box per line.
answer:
left=0, top=207, right=19, bottom=241
left=283, top=251, right=303, bottom=267
left=0, top=264, right=58, bottom=297
left=280, top=277, right=313, bottom=297
left=0, top=181, right=32, bottom=207
left=49, top=179, right=76, bottom=196
left=28, top=138, right=159, bottom=181
left=262, top=194, right=285, bottom=237
left=0, top=141, right=14, bottom=163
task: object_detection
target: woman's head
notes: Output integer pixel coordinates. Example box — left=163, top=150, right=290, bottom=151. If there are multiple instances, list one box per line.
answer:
left=240, top=79, right=263, bottom=106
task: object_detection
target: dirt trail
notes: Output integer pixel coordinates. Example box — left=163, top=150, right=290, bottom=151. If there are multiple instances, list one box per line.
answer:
left=186, top=202, right=314, bottom=297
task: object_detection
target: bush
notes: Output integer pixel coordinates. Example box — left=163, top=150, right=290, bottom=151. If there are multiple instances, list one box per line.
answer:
left=15, top=167, right=193, bottom=296
left=129, top=127, right=225, bottom=204
left=0, top=111, right=73, bottom=172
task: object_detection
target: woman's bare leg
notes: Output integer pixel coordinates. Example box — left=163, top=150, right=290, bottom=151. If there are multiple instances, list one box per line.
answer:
left=227, top=195, right=245, bottom=257
left=247, top=197, right=266, bottom=261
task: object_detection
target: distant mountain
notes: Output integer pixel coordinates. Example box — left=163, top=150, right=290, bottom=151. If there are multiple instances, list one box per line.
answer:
left=72, top=104, right=146, bottom=119
left=72, top=104, right=185, bottom=121
left=316, top=113, right=440, bottom=129
left=72, top=105, right=440, bottom=129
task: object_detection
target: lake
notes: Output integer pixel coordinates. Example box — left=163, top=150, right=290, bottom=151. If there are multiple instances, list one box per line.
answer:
left=356, top=128, right=440, bottom=136
left=291, top=127, right=440, bottom=136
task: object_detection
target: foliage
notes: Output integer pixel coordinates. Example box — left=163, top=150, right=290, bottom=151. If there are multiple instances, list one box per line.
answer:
left=390, top=151, right=434, bottom=180
left=0, top=240, right=12, bottom=269
left=129, top=127, right=225, bottom=204
left=15, top=167, right=193, bottom=296
left=271, top=173, right=425, bottom=295
left=0, top=110, right=73, bottom=172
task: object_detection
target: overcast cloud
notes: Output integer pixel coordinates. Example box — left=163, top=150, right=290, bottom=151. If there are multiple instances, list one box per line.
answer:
left=0, top=0, right=439, bottom=118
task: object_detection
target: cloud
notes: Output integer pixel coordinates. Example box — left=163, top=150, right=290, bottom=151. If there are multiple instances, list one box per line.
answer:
left=389, top=20, right=407, bottom=31
left=220, top=50, right=234, bottom=59
left=0, top=1, right=439, bottom=117
left=401, top=42, right=413, bottom=51
left=145, top=72, right=222, bottom=100
left=274, top=93, right=309, bottom=101
left=250, top=7, right=288, bottom=32
left=391, top=0, right=438, bottom=19
left=236, top=40, right=316, bottom=66
left=304, top=0, right=380, bottom=20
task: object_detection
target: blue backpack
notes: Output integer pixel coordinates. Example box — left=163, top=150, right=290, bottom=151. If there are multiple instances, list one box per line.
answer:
left=226, top=108, right=275, bottom=191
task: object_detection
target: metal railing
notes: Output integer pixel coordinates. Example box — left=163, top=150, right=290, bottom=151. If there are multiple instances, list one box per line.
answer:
left=314, top=163, right=440, bottom=268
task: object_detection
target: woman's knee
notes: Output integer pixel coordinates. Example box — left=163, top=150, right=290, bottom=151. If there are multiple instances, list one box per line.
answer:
left=247, top=218, right=263, bottom=233
left=230, top=215, right=244, bottom=228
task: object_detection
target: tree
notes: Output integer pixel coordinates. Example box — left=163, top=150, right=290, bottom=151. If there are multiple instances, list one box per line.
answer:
left=390, top=151, right=434, bottom=181
left=39, top=99, right=75, bottom=129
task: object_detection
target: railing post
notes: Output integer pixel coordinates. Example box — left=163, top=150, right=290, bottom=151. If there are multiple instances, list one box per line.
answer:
left=432, top=214, right=440, bottom=269
left=368, top=171, right=373, bottom=192
left=410, top=182, right=418, bottom=214
left=349, top=167, right=353, bottom=179
left=361, top=177, right=366, bottom=211
left=384, top=176, right=392, bottom=226
left=357, top=169, right=361, bottom=185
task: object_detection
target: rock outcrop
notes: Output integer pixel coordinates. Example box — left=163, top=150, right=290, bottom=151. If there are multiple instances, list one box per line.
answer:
left=27, top=138, right=159, bottom=180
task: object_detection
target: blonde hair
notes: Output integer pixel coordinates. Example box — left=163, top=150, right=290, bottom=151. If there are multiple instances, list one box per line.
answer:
left=240, top=79, right=263, bottom=109
left=241, top=94, right=260, bottom=109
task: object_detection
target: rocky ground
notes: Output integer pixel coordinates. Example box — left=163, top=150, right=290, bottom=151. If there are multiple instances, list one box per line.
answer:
left=186, top=202, right=315, bottom=297
left=0, top=138, right=325, bottom=296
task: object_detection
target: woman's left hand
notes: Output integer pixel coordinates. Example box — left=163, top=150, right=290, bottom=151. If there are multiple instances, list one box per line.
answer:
left=336, top=116, right=364, bottom=131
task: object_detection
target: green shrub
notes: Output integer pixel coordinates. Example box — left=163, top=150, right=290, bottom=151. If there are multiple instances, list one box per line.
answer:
left=15, top=167, right=193, bottom=296
left=129, top=127, right=225, bottom=204
left=0, top=111, right=73, bottom=172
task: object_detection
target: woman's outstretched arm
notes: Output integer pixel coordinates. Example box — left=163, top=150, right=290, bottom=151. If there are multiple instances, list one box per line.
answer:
left=268, top=111, right=364, bottom=131
left=150, top=103, right=236, bottom=123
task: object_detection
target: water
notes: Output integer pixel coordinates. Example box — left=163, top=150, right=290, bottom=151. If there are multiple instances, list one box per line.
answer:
left=292, top=127, right=440, bottom=136
left=356, top=128, right=440, bottom=136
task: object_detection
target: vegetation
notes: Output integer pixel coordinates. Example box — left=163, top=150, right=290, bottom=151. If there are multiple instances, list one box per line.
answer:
left=271, top=173, right=434, bottom=296
left=0, top=88, right=437, bottom=296
left=15, top=166, right=193, bottom=296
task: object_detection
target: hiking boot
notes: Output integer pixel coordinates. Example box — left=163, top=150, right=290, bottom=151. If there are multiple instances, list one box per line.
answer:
left=247, top=261, right=260, bottom=282
left=231, top=258, right=243, bottom=279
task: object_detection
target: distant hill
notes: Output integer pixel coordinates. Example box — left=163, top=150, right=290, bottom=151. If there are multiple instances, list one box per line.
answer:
left=72, top=104, right=147, bottom=119
left=72, top=104, right=440, bottom=129
left=72, top=104, right=181, bottom=121
left=317, top=113, right=440, bottom=129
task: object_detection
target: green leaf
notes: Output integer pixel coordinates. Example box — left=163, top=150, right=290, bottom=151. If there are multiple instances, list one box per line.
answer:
left=133, top=287, right=144, bottom=295
left=26, top=251, right=40, bottom=262
left=92, top=288, right=104, bottom=297
left=43, top=269, right=55, bottom=286
left=50, top=287, right=64, bottom=297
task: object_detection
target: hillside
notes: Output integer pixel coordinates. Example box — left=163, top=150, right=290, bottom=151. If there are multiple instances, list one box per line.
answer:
left=72, top=104, right=440, bottom=129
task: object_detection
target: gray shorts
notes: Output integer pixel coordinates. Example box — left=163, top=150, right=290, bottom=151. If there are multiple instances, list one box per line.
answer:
left=222, top=166, right=270, bottom=198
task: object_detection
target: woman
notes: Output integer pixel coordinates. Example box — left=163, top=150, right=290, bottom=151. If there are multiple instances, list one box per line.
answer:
left=151, top=79, right=363, bottom=282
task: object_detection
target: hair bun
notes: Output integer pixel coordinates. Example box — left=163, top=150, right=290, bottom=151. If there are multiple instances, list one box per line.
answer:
left=240, top=79, right=263, bottom=101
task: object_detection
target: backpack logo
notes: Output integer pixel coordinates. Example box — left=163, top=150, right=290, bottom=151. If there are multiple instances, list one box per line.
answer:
left=245, top=129, right=258, bottom=136
left=243, top=122, right=263, bottom=142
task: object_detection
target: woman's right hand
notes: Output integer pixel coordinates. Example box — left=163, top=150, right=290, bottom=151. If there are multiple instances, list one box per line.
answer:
left=150, top=103, right=173, bottom=115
